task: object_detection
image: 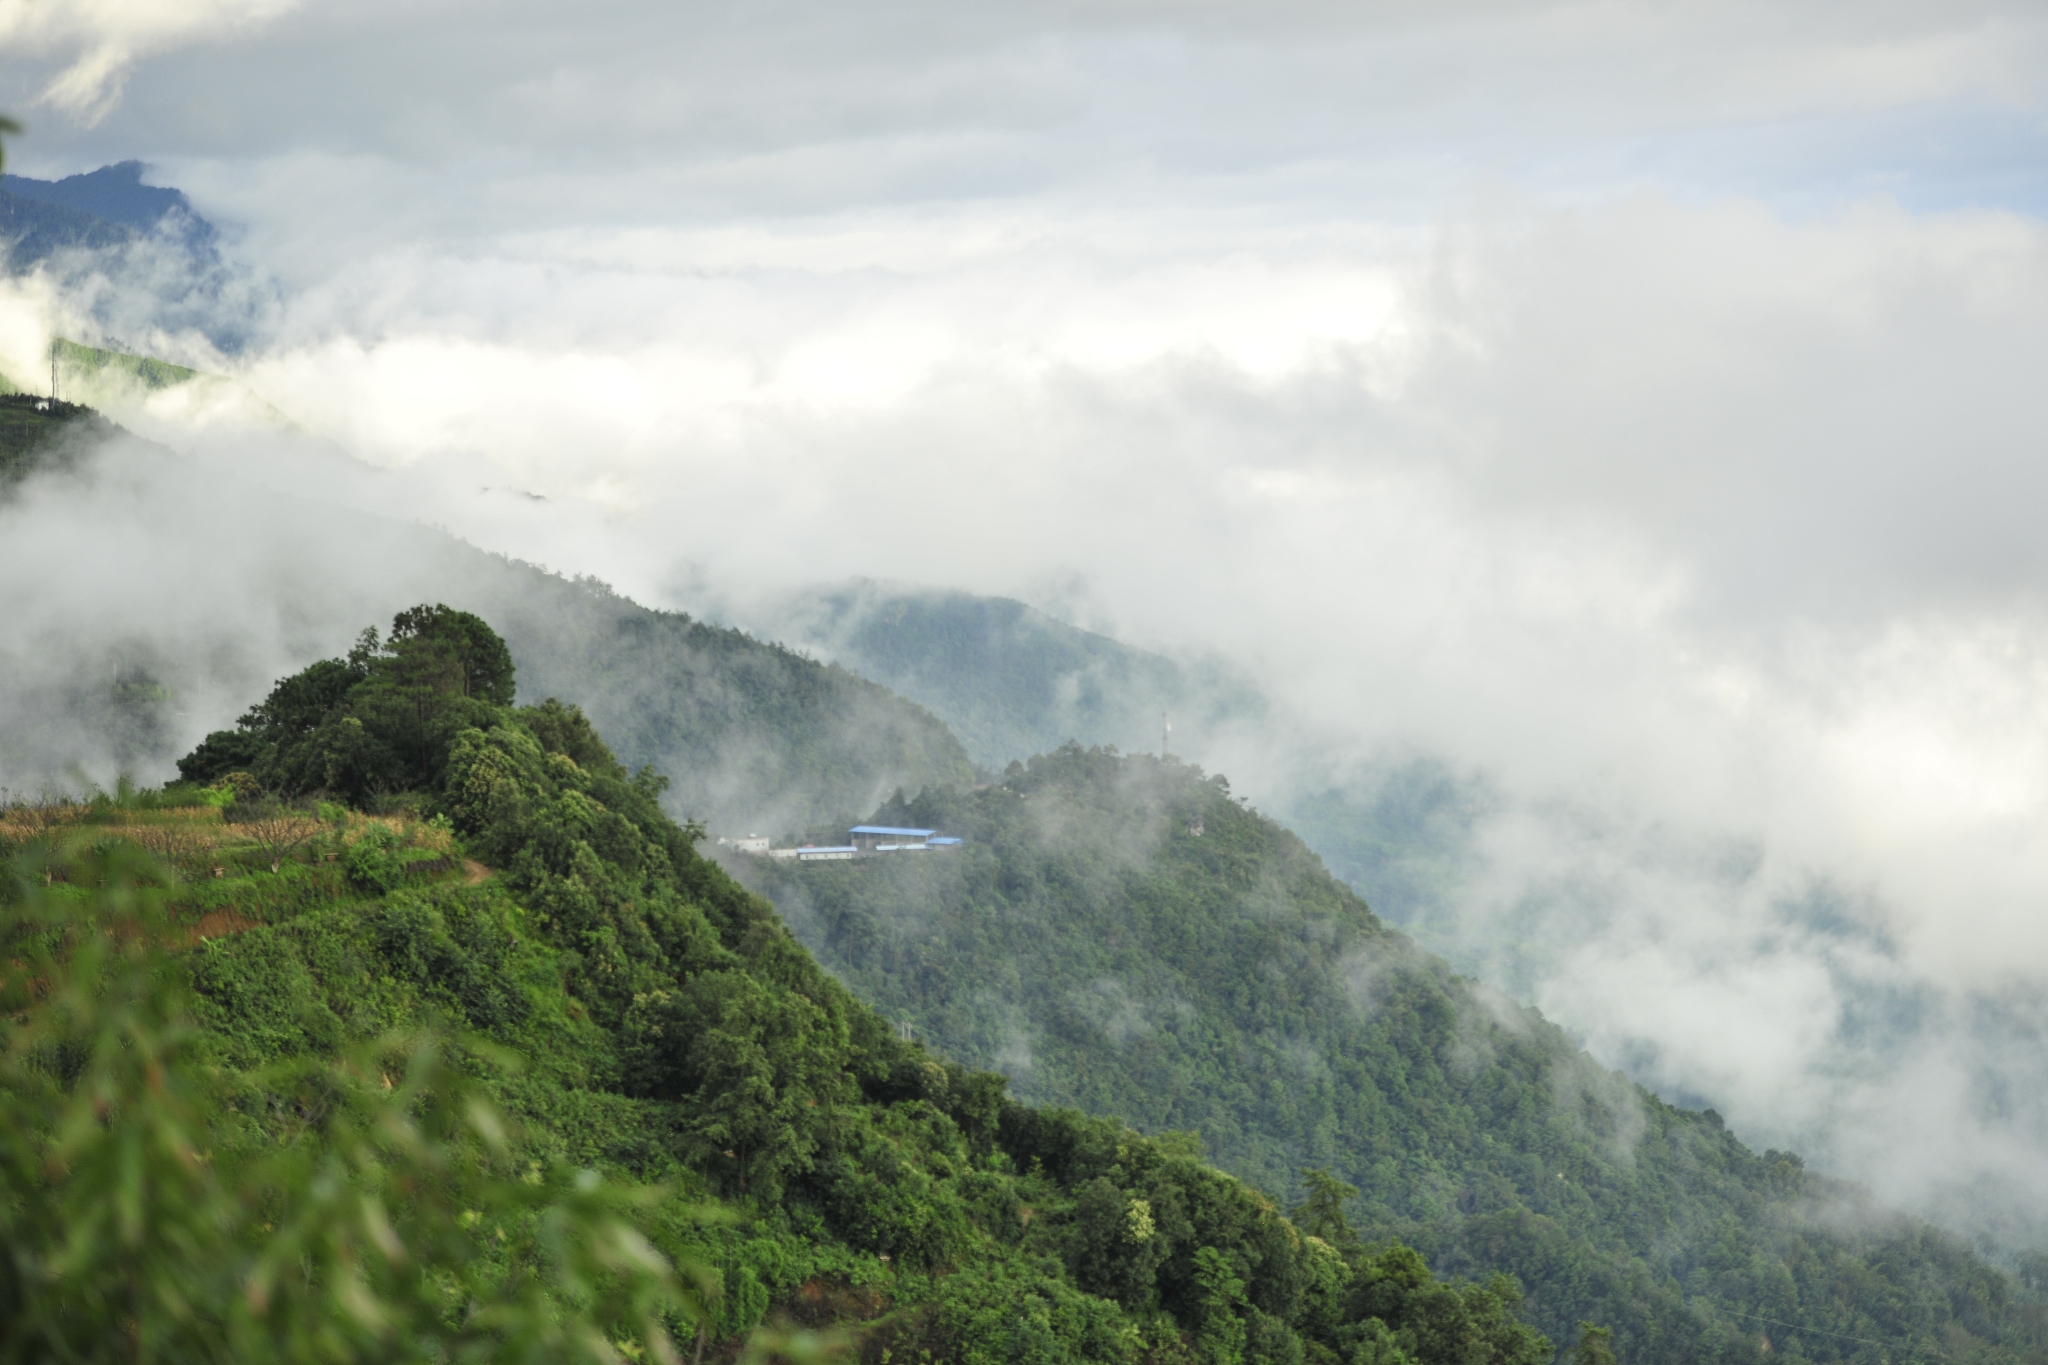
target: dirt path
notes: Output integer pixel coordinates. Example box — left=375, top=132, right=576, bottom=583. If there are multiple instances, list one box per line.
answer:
left=184, top=909, right=262, bottom=946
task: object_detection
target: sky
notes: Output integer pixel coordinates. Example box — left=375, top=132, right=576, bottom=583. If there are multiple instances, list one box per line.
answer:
left=5, top=0, right=2048, bottom=1248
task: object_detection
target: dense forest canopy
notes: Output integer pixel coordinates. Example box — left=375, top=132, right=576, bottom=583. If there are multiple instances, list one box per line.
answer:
left=2, top=607, right=1577, bottom=1364
left=738, top=746, right=2048, bottom=1363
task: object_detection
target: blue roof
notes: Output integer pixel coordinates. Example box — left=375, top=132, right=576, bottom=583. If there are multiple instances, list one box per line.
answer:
left=927, top=837, right=963, bottom=845
left=849, top=825, right=936, bottom=837
left=799, top=845, right=859, bottom=854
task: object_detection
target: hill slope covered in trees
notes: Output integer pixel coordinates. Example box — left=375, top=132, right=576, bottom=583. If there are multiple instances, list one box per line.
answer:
left=722, top=583, right=1240, bottom=771
left=700, top=581, right=1490, bottom=974
left=0, top=401, right=970, bottom=833
left=2, top=608, right=1565, bottom=1365
left=734, top=748, right=2048, bottom=1363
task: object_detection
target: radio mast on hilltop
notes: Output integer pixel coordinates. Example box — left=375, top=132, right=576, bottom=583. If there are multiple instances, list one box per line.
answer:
left=1162, top=714, right=1171, bottom=762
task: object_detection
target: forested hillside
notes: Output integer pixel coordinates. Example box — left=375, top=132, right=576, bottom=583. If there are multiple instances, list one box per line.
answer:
left=735, top=747, right=2048, bottom=1362
left=2, top=610, right=1564, bottom=1365
left=481, top=572, right=974, bottom=838
left=1, top=161, right=215, bottom=244
left=0, top=187, right=133, bottom=268
left=0, top=160, right=257, bottom=354
left=0, top=393, right=113, bottom=487
left=706, top=581, right=1483, bottom=962
left=728, top=584, right=1243, bottom=770
left=11, top=397, right=2046, bottom=1362
left=0, top=400, right=970, bottom=832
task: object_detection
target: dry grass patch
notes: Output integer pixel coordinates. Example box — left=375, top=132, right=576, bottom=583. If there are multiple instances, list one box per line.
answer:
left=2, top=799, right=455, bottom=879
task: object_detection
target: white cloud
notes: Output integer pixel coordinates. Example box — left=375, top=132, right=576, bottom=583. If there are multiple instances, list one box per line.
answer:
left=0, top=0, right=301, bottom=125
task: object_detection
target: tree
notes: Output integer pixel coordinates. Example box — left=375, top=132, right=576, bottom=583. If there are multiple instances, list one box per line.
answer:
left=387, top=604, right=516, bottom=706
left=175, top=727, right=268, bottom=785
left=241, top=657, right=366, bottom=739
left=236, top=807, right=323, bottom=874
left=1068, top=1176, right=1168, bottom=1310
left=1293, top=1167, right=1363, bottom=1260
left=1192, top=1246, right=1251, bottom=1365
left=173, top=606, right=519, bottom=800
left=1569, top=1323, right=1617, bottom=1365
left=626, top=970, right=854, bottom=1199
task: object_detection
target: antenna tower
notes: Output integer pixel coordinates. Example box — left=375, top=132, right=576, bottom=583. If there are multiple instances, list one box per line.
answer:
left=1162, top=714, right=1171, bottom=762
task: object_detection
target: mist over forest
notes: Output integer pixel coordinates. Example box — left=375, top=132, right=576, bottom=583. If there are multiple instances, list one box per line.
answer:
left=4, top=2, right=2048, bottom=1358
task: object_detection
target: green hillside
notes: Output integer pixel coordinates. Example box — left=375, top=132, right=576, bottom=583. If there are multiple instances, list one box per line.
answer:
left=0, top=392, right=115, bottom=489
left=734, top=747, right=2048, bottom=1363
left=2, top=609, right=1562, bottom=1365
left=739, top=585, right=1246, bottom=771
left=50, top=335, right=202, bottom=391
left=12, top=396, right=2045, bottom=1362
left=0, top=337, right=288, bottom=426
left=709, top=582, right=1470, bottom=951
left=481, top=573, right=976, bottom=838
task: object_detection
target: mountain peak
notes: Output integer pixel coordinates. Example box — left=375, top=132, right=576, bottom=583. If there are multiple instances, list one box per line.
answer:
left=1, top=160, right=218, bottom=261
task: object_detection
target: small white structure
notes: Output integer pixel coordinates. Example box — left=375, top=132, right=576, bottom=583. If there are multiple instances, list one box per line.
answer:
left=717, top=833, right=771, bottom=853
left=796, top=845, right=858, bottom=862
left=766, top=847, right=800, bottom=860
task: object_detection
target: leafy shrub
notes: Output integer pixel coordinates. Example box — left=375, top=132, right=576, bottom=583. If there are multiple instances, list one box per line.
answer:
left=344, top=824, right=406, bottom=894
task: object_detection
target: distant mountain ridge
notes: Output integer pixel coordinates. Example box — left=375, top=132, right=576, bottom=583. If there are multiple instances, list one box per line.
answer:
left=1, top=160, right=218, bottom=257
left=706, top=582, right=1263, bottom=772
left=0, top=189, right=134, bottom=268
left=0, top=160, right=254, bottom=352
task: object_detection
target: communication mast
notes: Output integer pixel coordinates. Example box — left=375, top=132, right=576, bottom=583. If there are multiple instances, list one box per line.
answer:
left=1162, top=714, right=1171, bottom=762
left=49, top=339, right=57, bottom=405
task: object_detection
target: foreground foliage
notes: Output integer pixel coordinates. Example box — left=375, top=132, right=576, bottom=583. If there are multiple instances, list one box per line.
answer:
left=0, top=837, right=701, bottom=1364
